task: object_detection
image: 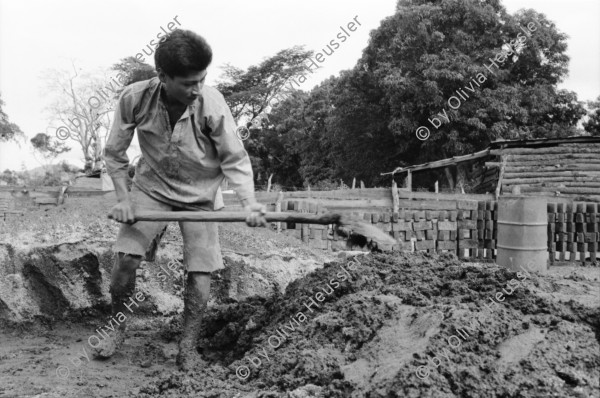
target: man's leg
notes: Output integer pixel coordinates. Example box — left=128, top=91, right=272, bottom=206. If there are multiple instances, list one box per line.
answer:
left=110, top=252, right=142, bottom=330
left=90, top=252, right=142, bottom=358
left=176, top=220, right=224, bottom=371
left=176, top=271, right=211, bottom=370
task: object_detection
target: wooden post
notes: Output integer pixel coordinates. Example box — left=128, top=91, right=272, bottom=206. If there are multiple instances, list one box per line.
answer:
left=404, top=171, right=412, bottom=192
left=360, top=180, right=365, bottom=189
left=434, top=181, right=439, bottom=193
left=495, top=156, right=507, bottom=200
left=392, top=180, right=399, bottom=213
left=266, top=173, right=273, bottom=192
left=275, top=191, right=284, bottom=233
left=352, top=178, right=356, bottom=189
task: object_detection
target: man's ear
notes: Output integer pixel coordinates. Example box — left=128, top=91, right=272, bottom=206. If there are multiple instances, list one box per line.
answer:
left=157, top=69, right=167, bottom=83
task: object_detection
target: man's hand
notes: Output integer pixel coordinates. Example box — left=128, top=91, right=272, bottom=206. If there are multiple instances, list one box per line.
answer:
left=109, top=199, right=136, bottom=224
left=243, top=201, right=267, bottom=227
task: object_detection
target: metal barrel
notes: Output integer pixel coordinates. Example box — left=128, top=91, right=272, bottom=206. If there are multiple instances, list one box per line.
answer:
left=496, top=197, right=548, bottom=273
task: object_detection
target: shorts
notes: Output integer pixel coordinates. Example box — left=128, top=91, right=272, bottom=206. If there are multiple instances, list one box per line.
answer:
left=113, top=186, right=224, bottom=273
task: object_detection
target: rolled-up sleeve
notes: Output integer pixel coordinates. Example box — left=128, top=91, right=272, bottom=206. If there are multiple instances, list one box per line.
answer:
left=210, top=96, right=256, bottom=202
left=104, top=88, right=137, bottom=179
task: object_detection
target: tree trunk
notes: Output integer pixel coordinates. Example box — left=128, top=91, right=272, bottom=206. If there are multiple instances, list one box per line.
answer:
left=444, top=167, right=455, bottom=190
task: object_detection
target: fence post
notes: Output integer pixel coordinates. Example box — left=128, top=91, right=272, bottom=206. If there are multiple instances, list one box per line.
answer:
left=275, top=191, right=284, bottom=233
left=392, top=180, right=399, bottom=213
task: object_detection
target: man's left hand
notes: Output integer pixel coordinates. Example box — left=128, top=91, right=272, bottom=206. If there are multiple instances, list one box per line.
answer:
left=244, top=202, right=267, bottom=227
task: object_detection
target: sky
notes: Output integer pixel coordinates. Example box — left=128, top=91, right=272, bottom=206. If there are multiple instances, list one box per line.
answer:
left=0, top=0, right=599, bottom=171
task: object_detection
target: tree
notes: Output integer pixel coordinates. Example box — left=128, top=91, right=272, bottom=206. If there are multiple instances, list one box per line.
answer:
left=216, top=46, right=315, bottom=125
left=43, top=62, right=123, bottom=172
left=0, top=93, right=24, bottom=143
left=111, top=56, right=157, bottom=94
left=583, top=96, right=600, bottom=136
left=30, top=133, right=71, bottom=168
left=326, top=0, right=586, bottom=187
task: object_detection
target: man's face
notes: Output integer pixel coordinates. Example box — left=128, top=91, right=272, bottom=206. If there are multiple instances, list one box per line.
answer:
left=159, top=69, right=207, bottom=106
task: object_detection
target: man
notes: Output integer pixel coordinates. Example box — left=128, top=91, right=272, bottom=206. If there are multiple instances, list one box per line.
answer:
left=99, top=29, right=267, bottom=371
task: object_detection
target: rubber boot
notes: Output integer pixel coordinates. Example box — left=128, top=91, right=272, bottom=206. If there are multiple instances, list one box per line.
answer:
left=90, top=253, right=139, bottom=358
left=176, top=272, right=211, bottom=371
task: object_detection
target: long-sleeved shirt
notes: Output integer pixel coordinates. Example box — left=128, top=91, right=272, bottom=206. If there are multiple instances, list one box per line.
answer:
left=104, top=77, right=255, bottom=211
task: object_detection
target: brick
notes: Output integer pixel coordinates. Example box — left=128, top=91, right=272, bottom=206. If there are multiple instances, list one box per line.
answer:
left=382, top=213, right=391, bottom=223
left=413, top=211, right=426, bottom=221
left=478, top=201, right=486, bottom=211
left=393, top=231, right=405, bottom=241
left=393, top=241, right=413, bottom=251
left=547, top=203, right=557, bottom=212
left=415, top=240, right=435, bottom=250
left=485, top=211, right=492, bottom=220
left=449, top=211, right=458, bottom=221
left=459, top=220, right=477, bottom=229
left=415, top=230, right=425, bottom=240
left=484, top=240, right=496, bottom=249
left=413, top=221, right=433, bottom=231
left=556, top=213, right=565, bottom=223
left=437, top=241, right=457, bottom=250
left=584, top=233, right=596, bottom=243
left=576, top=213, right=585, bottom=223
left=438, top=230, right=450, bottom=241
left=394, top=221, right=412, bottom=231
left=458, top=200, right=478, bottom=210
left=450, top=230, right=457, bottom=240
left=548, top=213, right=556, bottom=223
left=459, top=239, right=479, bottom=249
left=438, top=221, right=457, bottom=230
left=566, top=213, right=574, bottom=223
left=477, top=210, right=485, bottom=220
left=439, top=210, right=448, bottom=220
left=426, top=229, right=437, bottom=240
left=392, top=212, right=399, bottom=222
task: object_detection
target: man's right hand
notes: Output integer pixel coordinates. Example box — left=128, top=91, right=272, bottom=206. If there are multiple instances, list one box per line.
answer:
left=109, top=200, right=135, bottom=223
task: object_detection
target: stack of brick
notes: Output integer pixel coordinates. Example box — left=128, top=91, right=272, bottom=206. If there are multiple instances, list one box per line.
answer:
left=547, top=202, right=599, bottom=263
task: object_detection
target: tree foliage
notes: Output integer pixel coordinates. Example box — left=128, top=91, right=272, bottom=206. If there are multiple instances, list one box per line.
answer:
left=583, top=96, right=600, bottom=136
left=0, top=93, right=24, bottom=143
left=321, top=0, right=586, bottom=186
left=216, top=46, right=315, bottom=124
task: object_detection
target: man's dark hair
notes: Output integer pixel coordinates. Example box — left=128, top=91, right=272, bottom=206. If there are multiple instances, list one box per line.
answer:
left=155, top=30, right=212, bottom=77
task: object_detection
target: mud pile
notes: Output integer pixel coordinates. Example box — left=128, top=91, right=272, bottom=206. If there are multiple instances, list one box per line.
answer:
left=138, top=252, right=600, bottom=398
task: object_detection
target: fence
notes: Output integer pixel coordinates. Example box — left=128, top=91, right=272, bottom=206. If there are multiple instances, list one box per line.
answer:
left=224, top=188, right=599, bottom=264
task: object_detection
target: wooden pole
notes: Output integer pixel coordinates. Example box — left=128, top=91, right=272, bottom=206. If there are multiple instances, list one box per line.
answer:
left=434, top=181, right=439, bottom=193
left=352, top=177, right=356, bottom=189
left=495, top=156, right=507, bottom=200
left=275, top=191, right=283, bottom=232
left=392, top=180, right=399, bottom=213
left=266, top=173, right=273, bottom=192
left=360, top=180, right=365, bottom=189
left=405, top=170, right=412, bottom=192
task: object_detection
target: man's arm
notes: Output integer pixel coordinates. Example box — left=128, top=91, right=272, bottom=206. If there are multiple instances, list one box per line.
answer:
left=210, top=95, right=266, bottom=226
left=104, top=89, right=137, bottom=222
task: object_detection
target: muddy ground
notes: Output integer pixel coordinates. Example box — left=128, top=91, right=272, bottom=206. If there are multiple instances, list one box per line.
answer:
left=1, top=197, right=599, bottom=397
